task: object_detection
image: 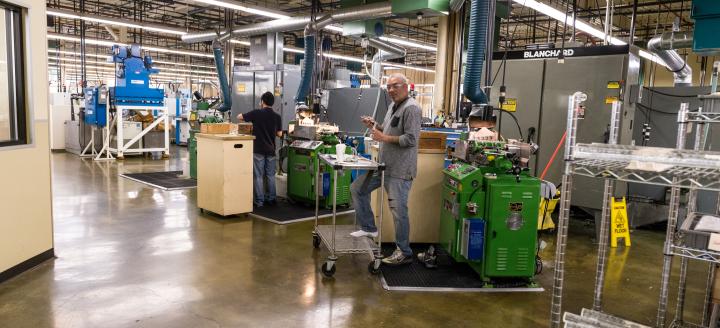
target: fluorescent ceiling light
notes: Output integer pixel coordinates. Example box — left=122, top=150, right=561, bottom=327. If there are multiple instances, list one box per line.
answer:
left=230, top=39, right=251, bottom=46
left=47, top=9, right=187, bottom=36
left=283, top=48, right=305, bottom=54
left=511, top=0, right=668, bottom=67
left=379, top=36, right=436, bottom=52
left=48, top=57, right=218, bottom=75
left=189, top=0, right=290, bottom=20
left=511, top=0, right=625, bottom=45
left=47, top=34, right=250, bottom=62
left=323, top=25, right=344, bottom=33
left=382, top=63, right=435, bottom=73
left=48, top=49, right=220, bottom=69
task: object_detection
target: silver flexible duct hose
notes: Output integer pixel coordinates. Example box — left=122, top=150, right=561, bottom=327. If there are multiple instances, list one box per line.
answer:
left=647, top=32, right=693, bottom=86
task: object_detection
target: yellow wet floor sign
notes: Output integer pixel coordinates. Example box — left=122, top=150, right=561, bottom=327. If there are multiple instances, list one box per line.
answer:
left=611, top=197, right=631, bottom=247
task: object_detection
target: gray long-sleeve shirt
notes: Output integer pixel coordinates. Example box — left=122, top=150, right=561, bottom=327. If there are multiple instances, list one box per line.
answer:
left=378, top=97, right=422, bottom=180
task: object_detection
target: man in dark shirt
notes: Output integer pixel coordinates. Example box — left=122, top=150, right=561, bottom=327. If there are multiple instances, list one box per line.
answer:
left=237, top=92, right=282, bottom=207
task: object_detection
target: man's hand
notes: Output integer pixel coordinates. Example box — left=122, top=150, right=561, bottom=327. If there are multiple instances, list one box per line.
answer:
left=236, top=114, right=244, bottom=121
left=361, top=116, right=376, bottom=129
left=371, top=128, right=387, bottom=142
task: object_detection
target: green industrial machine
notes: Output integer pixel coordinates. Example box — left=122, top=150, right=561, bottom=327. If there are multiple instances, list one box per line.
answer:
left=287, top=124, right=353, bottom=208
left=432, top=135, right=541, bottom=286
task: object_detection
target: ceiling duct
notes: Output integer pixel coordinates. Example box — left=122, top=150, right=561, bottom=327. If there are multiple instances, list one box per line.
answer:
left=181, top=2, right=392, bottom=43
left=647, top=31, right=693, bottom=86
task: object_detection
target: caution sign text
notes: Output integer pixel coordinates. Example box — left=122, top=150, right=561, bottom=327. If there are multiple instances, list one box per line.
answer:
left=610, top=197, right=631, bottom=247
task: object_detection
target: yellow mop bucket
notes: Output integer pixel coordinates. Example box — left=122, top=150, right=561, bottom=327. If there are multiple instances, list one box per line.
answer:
left=538, top=190, right=560, bottom=230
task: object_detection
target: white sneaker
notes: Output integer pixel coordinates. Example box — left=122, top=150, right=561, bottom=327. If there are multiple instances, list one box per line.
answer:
left=350, top=230, right=378, bottom=238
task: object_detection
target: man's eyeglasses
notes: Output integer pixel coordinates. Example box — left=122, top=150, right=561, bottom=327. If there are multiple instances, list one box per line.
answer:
left=386, top=83, right=406, bottom=90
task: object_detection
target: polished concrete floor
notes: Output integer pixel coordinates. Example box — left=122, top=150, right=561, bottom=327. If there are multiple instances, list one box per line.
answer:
left=0, top=148, right=712, bottom=327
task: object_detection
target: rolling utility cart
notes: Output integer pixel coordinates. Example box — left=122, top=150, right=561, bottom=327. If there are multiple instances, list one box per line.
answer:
left=312, top=153, right=385, bottom=278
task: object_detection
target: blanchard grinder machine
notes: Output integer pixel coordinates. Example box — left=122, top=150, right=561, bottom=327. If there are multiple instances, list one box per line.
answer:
left=286, top=110, right=353, bottom=208
left=425, top=120, right=542, bottom=286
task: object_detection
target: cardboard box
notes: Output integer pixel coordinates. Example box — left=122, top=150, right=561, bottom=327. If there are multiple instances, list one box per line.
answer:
left=200, top=123, right=254, bottom=135
left=200, top=123, right=233, bottom=134
left=237, top=122, right=253, bottom=135
left=419, top=131, right=447, bottom=150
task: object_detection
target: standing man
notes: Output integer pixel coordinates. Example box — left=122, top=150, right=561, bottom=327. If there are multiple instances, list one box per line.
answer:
left=237, top=92, right=282, bottom=208
left=350, top=73, right=421, bottom=266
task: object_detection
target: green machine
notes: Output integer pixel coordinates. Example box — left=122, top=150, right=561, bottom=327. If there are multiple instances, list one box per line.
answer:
left=287, top=123, right=353, bottom=208
left=429, top=135, right=541, bottom=286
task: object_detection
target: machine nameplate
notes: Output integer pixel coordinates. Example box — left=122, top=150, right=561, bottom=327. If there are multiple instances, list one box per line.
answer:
left=130, top=80, right=145, bottom=85
left=509, top=202, right=524, bottom=211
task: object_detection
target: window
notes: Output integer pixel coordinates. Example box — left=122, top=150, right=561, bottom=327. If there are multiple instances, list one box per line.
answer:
left=0, top=1, right=25, bottom=147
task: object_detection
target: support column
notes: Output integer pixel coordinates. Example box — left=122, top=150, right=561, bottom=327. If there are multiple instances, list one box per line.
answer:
left=433, top=15, right=449, bottom=117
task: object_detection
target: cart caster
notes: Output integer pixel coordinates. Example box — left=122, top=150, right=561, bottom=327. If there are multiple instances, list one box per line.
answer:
left=312, top=234, right=321, bottom=248
left=321, top=261, right=336, bottom=277
left=368, top=260, right=381, bottom=275
left=199, top=208, right=204, bottom=213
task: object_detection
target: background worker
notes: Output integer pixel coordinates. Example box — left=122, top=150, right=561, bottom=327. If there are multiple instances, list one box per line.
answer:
left=237, top=92, right=283, bottom=208
left=349, top=73, right=422, bottom=266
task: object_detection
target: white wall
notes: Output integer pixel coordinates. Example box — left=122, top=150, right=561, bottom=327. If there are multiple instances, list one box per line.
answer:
left=0, top=1, right=53, bottom=275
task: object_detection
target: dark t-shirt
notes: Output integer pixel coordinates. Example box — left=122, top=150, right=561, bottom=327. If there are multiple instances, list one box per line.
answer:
left=243, top=107, right=282, bottom=156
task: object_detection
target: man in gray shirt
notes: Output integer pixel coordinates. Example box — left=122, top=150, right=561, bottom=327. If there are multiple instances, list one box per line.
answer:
left=350, top=73, right=421, bottom=266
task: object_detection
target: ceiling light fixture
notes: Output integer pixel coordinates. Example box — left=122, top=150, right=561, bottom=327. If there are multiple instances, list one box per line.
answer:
left=511, top=0, right=667, bottom=67
left=188, top=0, right=290, bottom=20
left=47, top=9, right=187, bottom=36
left=379, top=36, right=436, bottom=52
left=47, top=34, right=250, bottom=63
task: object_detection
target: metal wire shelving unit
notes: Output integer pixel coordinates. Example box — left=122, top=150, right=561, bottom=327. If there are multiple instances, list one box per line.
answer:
left=550, top=92, right=720, bottom=328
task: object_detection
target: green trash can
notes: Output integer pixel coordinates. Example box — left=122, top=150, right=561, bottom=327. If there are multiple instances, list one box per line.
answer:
left=189, top=129, right=199, bottom=179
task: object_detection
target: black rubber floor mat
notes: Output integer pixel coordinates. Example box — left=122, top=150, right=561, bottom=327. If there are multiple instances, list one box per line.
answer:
left=380, top=244, right=543, bottom=292
left=120, top=171, right=196, bottom=191
left=249, top=199, right=354, bottom=225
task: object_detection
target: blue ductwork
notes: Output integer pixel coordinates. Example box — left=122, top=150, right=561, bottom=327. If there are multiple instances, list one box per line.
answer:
left=295, top=25, right=316, bottom=105
left=463, top=0, right=489, bottom=105
left=213, top=43, right=232, bottom=112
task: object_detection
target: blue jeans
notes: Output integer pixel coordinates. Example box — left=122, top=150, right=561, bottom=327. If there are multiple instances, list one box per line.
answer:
left=253, top=154, right=277, bottom=206
left=351, top=172, right=413, bottom=256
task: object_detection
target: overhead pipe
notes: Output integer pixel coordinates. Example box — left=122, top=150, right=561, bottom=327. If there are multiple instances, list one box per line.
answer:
left=368, top=37, right=406, bottom=58
left=463, top=0, right=489, bottom=105
left=212, top=41, right=232, bottom=112
left=104, top=25, right=119, bottom=41
left=181, top=2, right=392, bottom=43
left=647, top=31, right=693, bottom=86
left=368, top=38, right=407, bottom=84
left=449, top=0, right=465, bottom=13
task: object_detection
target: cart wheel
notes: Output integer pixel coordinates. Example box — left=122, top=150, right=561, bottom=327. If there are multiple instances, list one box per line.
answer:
left=199, top=208, right=204, bottom=213
left=312, top=235, right=321, bottom=248
left=321, top=261, right=336, bottom=277
left=368, top=260, right=381, bottom=275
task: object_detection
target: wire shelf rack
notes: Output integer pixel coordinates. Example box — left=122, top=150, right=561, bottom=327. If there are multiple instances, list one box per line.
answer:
left=671, top=245, right=720, bottom=264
